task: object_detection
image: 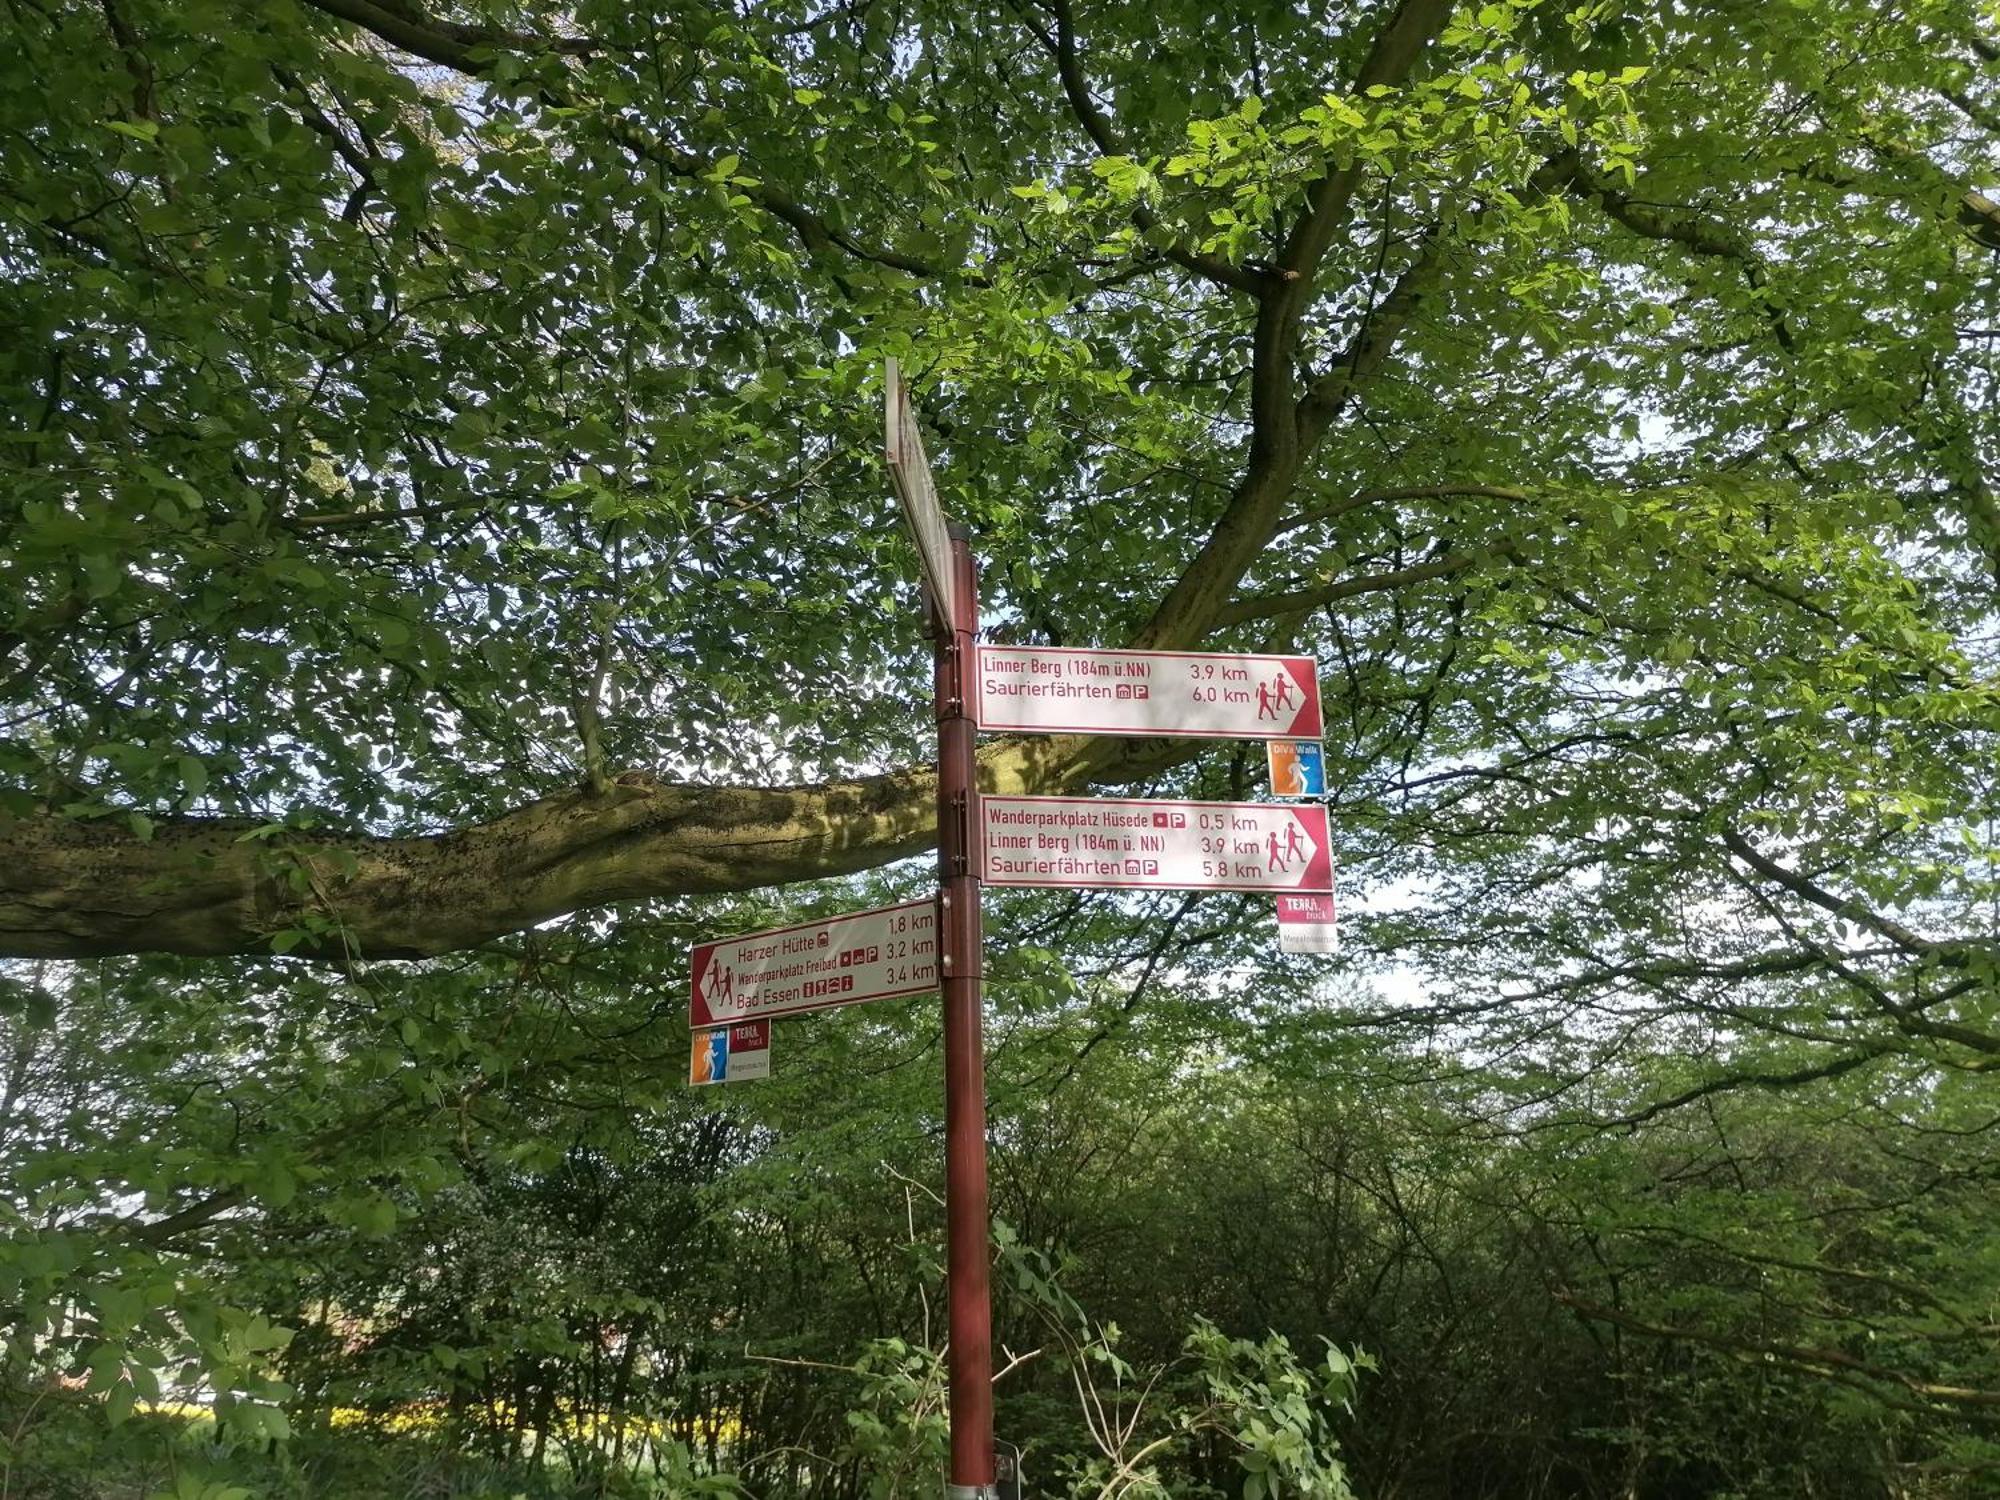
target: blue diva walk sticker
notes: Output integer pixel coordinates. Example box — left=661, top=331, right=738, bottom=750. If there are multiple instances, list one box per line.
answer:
left=1267, top=739, right=1326, bottom=797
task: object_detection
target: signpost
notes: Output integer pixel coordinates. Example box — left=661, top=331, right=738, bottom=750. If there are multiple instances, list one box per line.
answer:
left=887, top=363, right=1332, bottom=1499
left=981, top=796, right=1333, bottom=894
left=685, top=363, right=1342, bottom=1500
left=976, top=645, right=1321, bottom=740
left=689, top=900, right=938, bottom=1029
left=887, top=361, right=997, bottom=1500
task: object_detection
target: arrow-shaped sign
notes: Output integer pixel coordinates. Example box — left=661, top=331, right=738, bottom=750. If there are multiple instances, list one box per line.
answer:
left=690, top=899, right=938, bottom=1030
left=885, top=358, right=960, bottom=631
left=975, top=646, right=1321, bottom=740
left=981, top=796, right=1332, bottom=893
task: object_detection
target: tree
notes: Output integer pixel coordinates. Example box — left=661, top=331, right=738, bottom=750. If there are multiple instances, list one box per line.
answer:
left=6, top=0, right=1994, bottom=976
left=7, top=1, right=2000, bottom=1488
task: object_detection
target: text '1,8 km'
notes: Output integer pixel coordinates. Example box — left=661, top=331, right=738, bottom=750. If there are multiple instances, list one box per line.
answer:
left=688, top=899, right=938, bottom=1030
left=975, top=645, right=1322, bottom=740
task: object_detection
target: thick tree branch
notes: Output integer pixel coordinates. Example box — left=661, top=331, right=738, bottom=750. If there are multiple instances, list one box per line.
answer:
left=0, top=725, right=1227, bottom=960
left=2, top=772, right=930, bottom=959
left=1132, top=230, right=1447, bottom=649
left=1600, top=1045, right=1895, bottom=1131
left=1274, top=0, right=1453, bottom=282
left=284, top=498, right=488, bottom=532
left=296, top=0, right=592, bottom=69
left=99, top=0, right=157, bottom=122
left=1295, top=236, right=1441, bottom=444
left=599, top=114, right=967, bottom=281
left=1956, top=185, right=2000, bottom=250
left=1125, top=4, right=1453, bottom=651
left=1212, top=543, right=1516, bottom=628
left=1281, top=484, right=1529, bottom=532
left=1555, top=154, right=1799, bottom=353
left=1025, top=0, right=1265, bottom=294
left=1560, top=150, right=2000, bottom=575
left=126, top=1185, right=248, bottom=1247
left=1720, top=829, right=1974, bottom=962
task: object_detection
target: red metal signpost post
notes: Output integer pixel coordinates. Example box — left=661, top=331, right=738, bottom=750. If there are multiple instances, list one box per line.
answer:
left=888, top=359, right=996, bottom=1497
left=935, top=527, right=995, bottom=1499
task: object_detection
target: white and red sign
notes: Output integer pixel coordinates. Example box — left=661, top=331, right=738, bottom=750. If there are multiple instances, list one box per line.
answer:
left=981, top=796, right=1332, bottom=893
left=885, top=358, right=961, bottom=629
left=689, top=899, right=937, bottom=1029
left=1276, top=893, right=1339, bottom=954
left=690, top=1020, right=772, bottom=1085
left=975, top=646, right=1321, bottom=741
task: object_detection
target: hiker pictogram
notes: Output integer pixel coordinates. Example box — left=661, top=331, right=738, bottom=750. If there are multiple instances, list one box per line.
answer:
left=701, top=958, right=736, bottom=1016
left=1265, top=829, right=1290, bottom=873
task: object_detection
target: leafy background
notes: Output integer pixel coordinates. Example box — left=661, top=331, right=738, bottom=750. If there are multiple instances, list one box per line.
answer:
left=3, top=0, right=2000, bottom=1495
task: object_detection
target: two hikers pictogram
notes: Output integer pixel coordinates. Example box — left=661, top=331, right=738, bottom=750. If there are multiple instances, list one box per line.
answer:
left=1263, top=822, right=1308, bottom=873
left=1254, top=672, right=1298, bottom=723
left=701, top=958, right=736, bottom=1014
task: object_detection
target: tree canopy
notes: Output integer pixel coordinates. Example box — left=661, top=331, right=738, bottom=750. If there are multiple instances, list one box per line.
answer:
left=5, top=0, right=1994, bottom=966
left=4, top=0, right=2000, bottom=1494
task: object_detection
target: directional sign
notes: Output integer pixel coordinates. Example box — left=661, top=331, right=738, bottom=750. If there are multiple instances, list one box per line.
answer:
left=689, top=899, right=938, bottom=1029
left=1267, top=739, right=1326, bottom=797
left=975, top=646, right=1321, bottom=740
left=1276, top=893, right=1339, bottom=954
left=884, top=358, right=961, bottom=629
left=690, top=1020, right=772, bottom=1085
left=982, top=796, right=1332, bottom=893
